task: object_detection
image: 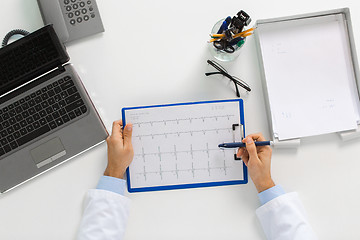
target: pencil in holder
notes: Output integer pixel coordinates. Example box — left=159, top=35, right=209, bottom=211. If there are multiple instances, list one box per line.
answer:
left=208, top=19, right=247, bottom=62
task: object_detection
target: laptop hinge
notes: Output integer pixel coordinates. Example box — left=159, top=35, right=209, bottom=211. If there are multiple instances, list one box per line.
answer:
left=0, top=66, right=66, bottom=104
left=58, top=64, right=66, bottom=72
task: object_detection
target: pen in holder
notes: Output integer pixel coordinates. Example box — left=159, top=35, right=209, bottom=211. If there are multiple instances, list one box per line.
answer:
left=208, top=11, right=253, bottom=62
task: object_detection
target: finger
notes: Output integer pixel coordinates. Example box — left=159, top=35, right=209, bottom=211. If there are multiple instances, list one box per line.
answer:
left=110, top=120, right=124, bottom=142
left=123, top=123, right=133, bottom=148
left=236, top=148, right=244, bottom=158
left=242, top=157, right=249, bottom=166
left=244, top=137, right=258, bottom=159
left=246, top=133, right=266, bottom=142
left=257, top=144, right=271, bottom=153
left=242, top=149, right=249, bottom=158
left=242, top=149, right=249, bottom=165
left=244, top=133, right=270, bottom=153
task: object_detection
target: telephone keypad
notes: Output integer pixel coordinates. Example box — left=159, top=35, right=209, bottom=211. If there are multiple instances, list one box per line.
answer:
left=63, top=0, right=95, bottom=26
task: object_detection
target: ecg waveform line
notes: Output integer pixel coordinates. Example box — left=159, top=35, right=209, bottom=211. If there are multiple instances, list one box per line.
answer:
left=134, top=158, right=233, bottom=180
left=134, top=148, right=224, bottom=157
left=132, top=114, right=235, bottom=126
left=133, top=127, right=233, bottom=139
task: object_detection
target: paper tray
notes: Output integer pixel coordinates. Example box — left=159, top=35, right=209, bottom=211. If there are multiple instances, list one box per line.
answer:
left=254, top=8, right=360, bottom=148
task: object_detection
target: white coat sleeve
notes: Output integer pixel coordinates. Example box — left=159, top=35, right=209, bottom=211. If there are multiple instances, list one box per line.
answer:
left=77, top=189, right=131, bottom=240
left=256, top=192, right=317, bottom=240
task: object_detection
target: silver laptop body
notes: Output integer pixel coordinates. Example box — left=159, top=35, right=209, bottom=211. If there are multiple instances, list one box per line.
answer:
left=0, top=25, right=108, bottom=193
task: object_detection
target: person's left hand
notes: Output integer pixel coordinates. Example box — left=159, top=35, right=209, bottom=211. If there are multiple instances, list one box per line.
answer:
left=104, top=120, right=134, bottom=179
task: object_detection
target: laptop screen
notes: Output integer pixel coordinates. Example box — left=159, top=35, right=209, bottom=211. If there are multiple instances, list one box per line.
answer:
left=0, top=25, right=69, bottom=97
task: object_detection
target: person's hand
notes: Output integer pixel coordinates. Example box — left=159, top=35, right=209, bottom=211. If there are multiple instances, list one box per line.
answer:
left=237, top=133, right=274, bottom=193
left=104, top=120, right=134, bottom=179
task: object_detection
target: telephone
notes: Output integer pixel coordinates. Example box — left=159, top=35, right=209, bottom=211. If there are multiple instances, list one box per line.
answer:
left=37, top=0, right=104, bottom=43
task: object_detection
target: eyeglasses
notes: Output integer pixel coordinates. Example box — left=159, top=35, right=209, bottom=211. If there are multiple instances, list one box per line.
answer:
left=205, top=60, right=251, bottom=97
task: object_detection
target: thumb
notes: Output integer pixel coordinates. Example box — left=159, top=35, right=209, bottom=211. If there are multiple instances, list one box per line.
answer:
left=123, top=124, right=133, bottom=148
left=245, top=137, right=258, bottom=159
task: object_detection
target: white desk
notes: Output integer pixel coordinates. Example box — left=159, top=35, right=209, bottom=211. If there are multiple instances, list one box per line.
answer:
left=1, top=0, right=360, bottom=239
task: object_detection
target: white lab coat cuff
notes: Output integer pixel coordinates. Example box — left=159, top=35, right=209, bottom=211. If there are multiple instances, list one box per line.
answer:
left=77, top=189, right=131, bottom=240
left=256, top=192, right=318, bottom=240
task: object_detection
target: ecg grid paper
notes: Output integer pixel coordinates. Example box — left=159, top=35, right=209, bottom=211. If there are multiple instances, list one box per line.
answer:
left=123, top=100, right=245, bottom=191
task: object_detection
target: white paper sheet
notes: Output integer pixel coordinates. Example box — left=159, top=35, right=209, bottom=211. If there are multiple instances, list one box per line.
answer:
left=123, top=101, right=244, bottom=189
left=258, top=13, right=359, bottom=140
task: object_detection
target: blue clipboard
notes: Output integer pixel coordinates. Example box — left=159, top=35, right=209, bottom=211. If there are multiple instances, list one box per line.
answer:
left=122, top=99, right=247, bottom=193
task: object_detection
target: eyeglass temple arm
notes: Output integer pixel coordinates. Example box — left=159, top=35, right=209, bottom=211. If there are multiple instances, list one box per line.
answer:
left=207, top=60, right=251, bottom=92
left=205, top=72, right=241, bottom=97
left=207, top=60, right=225, bottom=72
left=205, top=72, right=223, bottom=76
left=229, top=75, right=251, bottom=92
left=233, top=81, right=240, bottom=97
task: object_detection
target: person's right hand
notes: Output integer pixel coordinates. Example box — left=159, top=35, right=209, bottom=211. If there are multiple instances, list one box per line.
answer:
left=236, top=133, right=275, bottom=193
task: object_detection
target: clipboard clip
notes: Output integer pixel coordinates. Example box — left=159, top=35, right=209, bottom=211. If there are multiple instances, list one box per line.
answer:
left=232, top=123, right=243, bottom=160
left=219, top=123, right=244, bottom=160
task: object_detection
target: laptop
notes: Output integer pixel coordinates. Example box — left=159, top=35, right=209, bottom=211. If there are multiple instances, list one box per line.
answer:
left=0, top=25, right=108, bottom=193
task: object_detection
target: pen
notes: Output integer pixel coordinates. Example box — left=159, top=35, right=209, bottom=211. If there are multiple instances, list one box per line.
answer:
left=217, top=16, right=232, bottom=34
left=218, top=141, right=272, bottom=148
left=217, top=21, right=227, bottom=34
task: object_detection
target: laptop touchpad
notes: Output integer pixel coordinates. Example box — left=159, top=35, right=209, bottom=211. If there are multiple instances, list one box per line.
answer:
left=30, top=138, right=66, bottom=168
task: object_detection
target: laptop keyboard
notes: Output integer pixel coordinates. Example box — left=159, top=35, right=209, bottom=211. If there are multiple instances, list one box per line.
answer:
left=0, top=76, right=87, bottom=157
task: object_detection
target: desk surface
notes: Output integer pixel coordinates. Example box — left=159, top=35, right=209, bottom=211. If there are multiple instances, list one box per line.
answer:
left=1, top=0, right=360, bottom=239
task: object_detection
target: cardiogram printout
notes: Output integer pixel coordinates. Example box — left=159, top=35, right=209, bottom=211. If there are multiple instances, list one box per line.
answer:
left=122, top=99, right=247, bottom=192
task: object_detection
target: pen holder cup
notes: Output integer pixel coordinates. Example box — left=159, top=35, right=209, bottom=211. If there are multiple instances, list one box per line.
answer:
left=208, top=19, right=246, bottom=62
